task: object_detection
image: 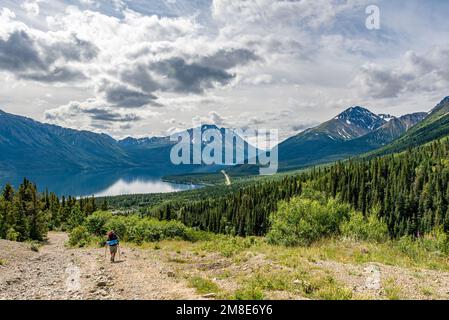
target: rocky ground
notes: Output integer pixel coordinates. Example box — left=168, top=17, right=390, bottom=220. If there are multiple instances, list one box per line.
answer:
left=1, top=232, right=449, bottom=300
left=0, top=232, right=200, bottom=300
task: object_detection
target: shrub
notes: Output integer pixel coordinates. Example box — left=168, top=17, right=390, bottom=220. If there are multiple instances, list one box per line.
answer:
left=6, top=228, right=19, bottom=242
left=84, top=211, right=112, bottom=236
left=189, top=276, right=220, bottom=295
left=396, top=227, right=449, bottom=259
left=30, top=242, right=40, bottom=252
left=234, top=285, right=265, bottom=300
left=105, top=216, right=127, bottom=240
left=341, top=208, right=389, bottom=243
left=267, top=197, right=352, bottom=246
left=201, top=235, right=260, bottom=257
left=80, top=212, right=207, bottom=245
left=69, top=225, right=92, bottom=247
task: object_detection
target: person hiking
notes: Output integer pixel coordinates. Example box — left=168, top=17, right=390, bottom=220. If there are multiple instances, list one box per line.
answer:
left=106, top=230, right=119, bottom=263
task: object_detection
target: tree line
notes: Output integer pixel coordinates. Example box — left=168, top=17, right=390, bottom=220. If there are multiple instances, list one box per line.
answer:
left=0, top=178, right=107, bottom=241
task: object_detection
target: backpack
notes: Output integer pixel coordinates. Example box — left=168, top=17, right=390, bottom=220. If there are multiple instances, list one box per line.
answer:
left=108, top=231, right=118, bottom=241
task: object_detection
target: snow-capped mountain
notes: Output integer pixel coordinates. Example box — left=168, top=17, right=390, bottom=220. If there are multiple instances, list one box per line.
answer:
left=277, top=106, right=426, bottom=170
left=378, top=114, right=395, bottom=122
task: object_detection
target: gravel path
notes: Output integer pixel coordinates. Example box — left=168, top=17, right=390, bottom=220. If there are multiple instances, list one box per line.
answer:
left=0, top=232, right=200, bottom=300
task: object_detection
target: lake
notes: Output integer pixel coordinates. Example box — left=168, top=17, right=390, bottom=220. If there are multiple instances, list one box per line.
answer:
left=0, top=168, right=201, bottom=197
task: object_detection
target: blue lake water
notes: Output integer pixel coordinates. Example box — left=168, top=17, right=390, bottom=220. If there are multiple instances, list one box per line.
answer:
left=0, top=168, right=201, bottom=197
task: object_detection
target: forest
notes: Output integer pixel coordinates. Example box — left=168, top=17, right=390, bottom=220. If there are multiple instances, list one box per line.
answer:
left=0, top=178, right=104, bottom=241
left=143, top=138, right=449, bottom=238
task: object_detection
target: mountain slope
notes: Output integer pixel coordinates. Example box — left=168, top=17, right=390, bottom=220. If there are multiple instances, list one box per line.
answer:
left=342, top=112, right=427, bottom=151
left=0, top=110, right=254, bottom=174
left=368, top=97, right=449, bottom=157
left=277, top=107, right=426, bottom=171
left=277, top=107, right=385, bottom=170
left=0, top=110, right=134, bottom=172
left=119, top=124, right=253, bottom=168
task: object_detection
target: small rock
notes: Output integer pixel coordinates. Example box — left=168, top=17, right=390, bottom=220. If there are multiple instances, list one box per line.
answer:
left=293, top=279, right=301, bottom=285
left=167, top=271, right=176, bottom=278
left=361, top=248, right=369, bottom=255
left=97, top=281, right=108, bottom=287
left=203, top=293, right=216, bottom=298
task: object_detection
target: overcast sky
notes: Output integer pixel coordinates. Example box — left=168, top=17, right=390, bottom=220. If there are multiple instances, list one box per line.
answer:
left=1, top=0, right=449, bottom=140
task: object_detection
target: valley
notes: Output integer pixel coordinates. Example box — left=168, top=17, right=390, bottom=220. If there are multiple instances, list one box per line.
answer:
left=1, top=96, right=449, bottom=301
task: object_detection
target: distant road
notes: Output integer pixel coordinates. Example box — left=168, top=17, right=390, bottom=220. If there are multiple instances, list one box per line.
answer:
left=221, top=170, right=232, bottom=186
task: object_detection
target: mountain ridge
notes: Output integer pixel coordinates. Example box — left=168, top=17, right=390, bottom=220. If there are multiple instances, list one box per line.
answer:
left=0, top=97, right=443, bottom=174
left=277, top=105, right=426, bottom=170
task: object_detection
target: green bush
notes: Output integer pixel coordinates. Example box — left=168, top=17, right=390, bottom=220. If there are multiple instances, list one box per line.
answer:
left=105, top=217, right=127, bottom=240
left=267, top=197, right=352, bottom=246
left=189, top=276, right=220, bottom=295
left=397, top=227, right=449, bottom=259
left=84, top=211, right=112, bottom=236
left=6, top=228, right=19, bottom=242
left=341, top=208, right=389, bottom=243
left=69, top=225, right=92, bottom=247
left=234, top=285, right=265, bottom=300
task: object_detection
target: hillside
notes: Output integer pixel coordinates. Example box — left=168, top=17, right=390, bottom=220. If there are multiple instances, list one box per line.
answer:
left=0, top=110, right=133, bottom=171
left=368, top=97, right=449, bottom=157
left=0, top=111, right=250, bottom=174
left=277, top=107, right=425, bottom=171
left=2, top=231, right=449, bottom=300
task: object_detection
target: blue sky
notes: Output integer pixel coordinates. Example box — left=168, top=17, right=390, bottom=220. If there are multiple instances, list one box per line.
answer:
left=0, top=0, right=448, bottom=140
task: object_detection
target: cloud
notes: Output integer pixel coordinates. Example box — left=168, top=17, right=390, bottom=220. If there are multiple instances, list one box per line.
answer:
left=44, top=98, right=159, bottom=134
left=21, top=1, right=40, bottom=17
left=0, top=30, right=45, bottom=72
left=199, top=49, right=260, bottom=70
left=191, top=110, right=228, bottom=127
left=208, top=111, right=226, bottom=126
left=151, top=57, right=235, bottom=94
left=0, top=30, right=97, bottom=83
left=83, top=108, right=142, bottom=122
left=113, top=48, right=259, bottom=104
left=98, top=81, right=158, bottom=108
left=353, top=47, right=449, bottom=99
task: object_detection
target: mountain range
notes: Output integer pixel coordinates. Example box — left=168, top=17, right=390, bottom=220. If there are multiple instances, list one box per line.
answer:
left=0, top=114, right=250, bottom=174
left=276, top=107, right=427, bottom=170
left=1, top=96, right=448, bottom=175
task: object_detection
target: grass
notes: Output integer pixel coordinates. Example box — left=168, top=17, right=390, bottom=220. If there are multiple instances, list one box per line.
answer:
left=0, top=259, right=5, bottom=266
left=257, top=238, right=449, bottom=272
left=188, top=276, right=220, bottom=295
left=131, top=232, right=449, bottom=300
left=383, top=278, right=402, bottom=300
left=420, top=287, right=434, bottom=298
left=233, top=285, right=265, bottom=300
left=30, top=242, right=40, bottom=252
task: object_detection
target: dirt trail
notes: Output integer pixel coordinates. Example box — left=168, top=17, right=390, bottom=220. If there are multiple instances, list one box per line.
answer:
left=0, top=232, right=201, bottom=300
left=221, top=170, right=232, bottom=186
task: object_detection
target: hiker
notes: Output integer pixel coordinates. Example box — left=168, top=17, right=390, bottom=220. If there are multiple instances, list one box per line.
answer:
left=106, top=230, right=119, bottom=263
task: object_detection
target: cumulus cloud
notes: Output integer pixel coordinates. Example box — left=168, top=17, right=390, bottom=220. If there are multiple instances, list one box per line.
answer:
left=2, top=0, right=447, bottom=139
left=191, top=110, right=228, bottom=127
left=0, top=29, right=97, bottom=83
left=353, top=47, right=449, bottom=99
left=83, top=108, right=142, bottom=122
left=21, top=1, right=40, bottom=17
left=98, top=81, right=158, bottom=108
left=44, top=98, right=161, bottom=134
